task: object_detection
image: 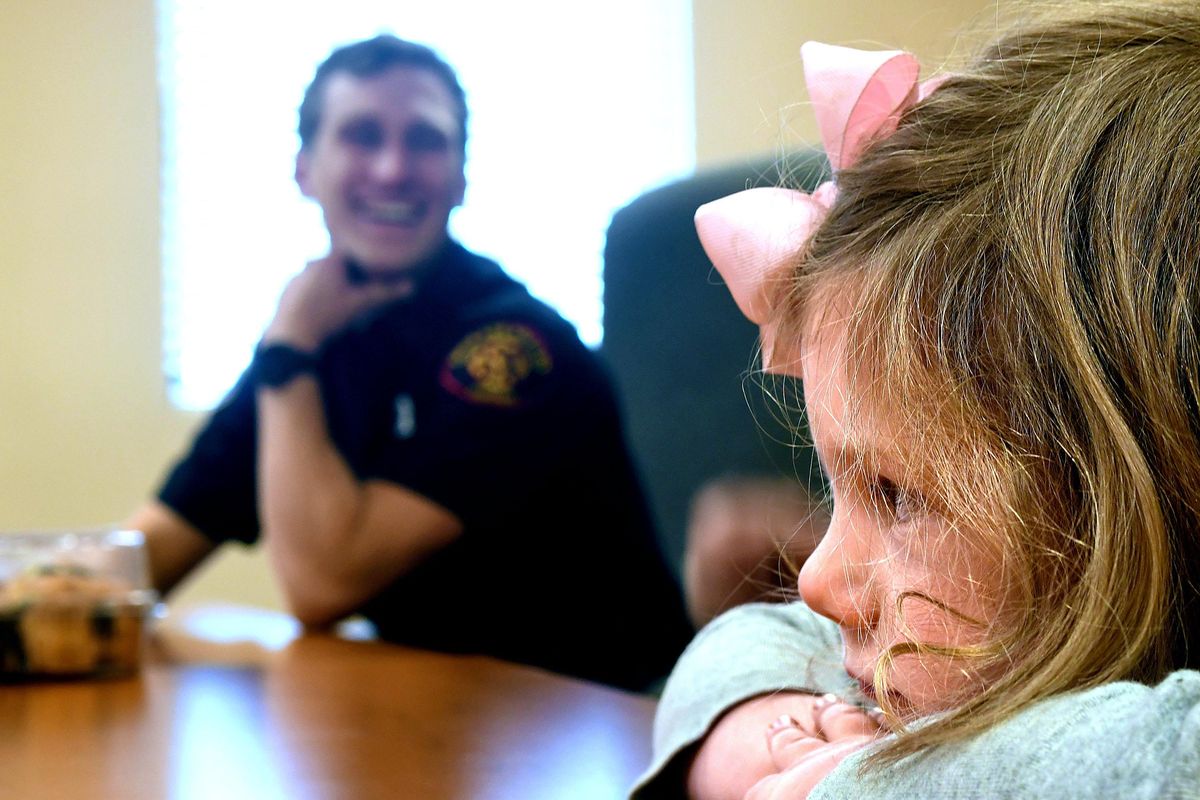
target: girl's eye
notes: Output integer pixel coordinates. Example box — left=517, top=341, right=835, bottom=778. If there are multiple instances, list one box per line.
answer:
left=871, top=476, right=919, bottom=522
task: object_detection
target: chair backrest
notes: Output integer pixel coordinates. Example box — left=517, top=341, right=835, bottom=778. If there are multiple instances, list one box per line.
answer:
left=601, top=152, right=828, bottom=575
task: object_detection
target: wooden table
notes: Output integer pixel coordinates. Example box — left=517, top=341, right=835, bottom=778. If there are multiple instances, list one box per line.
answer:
left=0, top=604, right=657, bottom=799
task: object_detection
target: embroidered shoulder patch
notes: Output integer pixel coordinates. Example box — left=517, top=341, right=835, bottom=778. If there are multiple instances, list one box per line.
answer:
left=439, top=322, right=553, bottom=407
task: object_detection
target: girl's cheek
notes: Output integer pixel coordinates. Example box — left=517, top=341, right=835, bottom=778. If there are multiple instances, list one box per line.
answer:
left=890, top=587, right=1011, bottom=712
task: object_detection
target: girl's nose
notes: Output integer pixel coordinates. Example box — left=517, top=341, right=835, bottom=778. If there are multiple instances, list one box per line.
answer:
left=797, top=510, right=878, bottom=629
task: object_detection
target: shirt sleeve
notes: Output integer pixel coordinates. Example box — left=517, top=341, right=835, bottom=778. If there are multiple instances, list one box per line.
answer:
left=811, top=671, right=1200, bottom=800
left=630, top=599, right=1200, bottom=799
left=630, top=601, right=856, bottom=799
left=155, top=368, right=261, bottom=544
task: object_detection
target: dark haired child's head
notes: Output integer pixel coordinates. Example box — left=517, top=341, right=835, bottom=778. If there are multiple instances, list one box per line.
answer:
left=708, top=0, right=1200, bottom=761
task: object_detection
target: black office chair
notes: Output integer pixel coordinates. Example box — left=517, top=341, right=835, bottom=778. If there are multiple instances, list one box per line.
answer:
left=601, top=151, right=829, bottom=587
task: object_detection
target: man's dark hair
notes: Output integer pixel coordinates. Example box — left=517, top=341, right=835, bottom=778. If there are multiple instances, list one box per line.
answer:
left=298, top=35, right=468, bottom=152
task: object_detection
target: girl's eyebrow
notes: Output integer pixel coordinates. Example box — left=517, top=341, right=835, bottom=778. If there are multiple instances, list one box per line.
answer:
left=824, top=430, right=894, bottom=472
left=826, top=436, right=913, bottom=487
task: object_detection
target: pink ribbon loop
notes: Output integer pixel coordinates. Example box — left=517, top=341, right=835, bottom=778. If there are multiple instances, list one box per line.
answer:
left=695, top=188, right=826, bottom=325
left=695, top=42, right=940, bottom=375
left=801, top=41, right=920, bottom=171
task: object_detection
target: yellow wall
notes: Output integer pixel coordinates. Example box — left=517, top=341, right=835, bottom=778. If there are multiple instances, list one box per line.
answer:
left=0, top=0, right=283, bottom=609
left=1, top=0, right=994, bottom=612
left=693, top=0, right=998, bottom=166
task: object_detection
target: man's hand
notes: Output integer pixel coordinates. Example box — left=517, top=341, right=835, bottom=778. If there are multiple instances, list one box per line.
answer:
left=743, top=695, right=885, bottom=800
left=262, top=252, right=414, bottom=351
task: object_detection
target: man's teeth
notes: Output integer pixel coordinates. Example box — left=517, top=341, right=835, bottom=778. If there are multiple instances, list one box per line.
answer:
left=364, top=201, right=420, bottom=223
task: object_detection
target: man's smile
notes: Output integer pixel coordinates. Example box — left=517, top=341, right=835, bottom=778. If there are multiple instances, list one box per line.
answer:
left=355, top=197, right=427, bottom=227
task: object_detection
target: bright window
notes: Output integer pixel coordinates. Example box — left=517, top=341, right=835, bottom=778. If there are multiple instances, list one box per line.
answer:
left=158, top=1, right=695, bottom=410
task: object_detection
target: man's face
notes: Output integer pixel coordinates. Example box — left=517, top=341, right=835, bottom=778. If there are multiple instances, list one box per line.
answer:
left=296, top=66, right=466, bottom=272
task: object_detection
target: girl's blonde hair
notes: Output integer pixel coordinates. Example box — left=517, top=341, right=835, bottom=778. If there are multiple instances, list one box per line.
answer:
left=785, top=0, right=1200, bottom=761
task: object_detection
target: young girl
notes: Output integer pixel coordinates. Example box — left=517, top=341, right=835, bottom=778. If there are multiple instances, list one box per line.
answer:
left=633, top=2, right=1200, bottom=798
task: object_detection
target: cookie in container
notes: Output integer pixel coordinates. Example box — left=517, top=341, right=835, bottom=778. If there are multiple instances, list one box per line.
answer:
left=0, top=529, right=158, bottom=679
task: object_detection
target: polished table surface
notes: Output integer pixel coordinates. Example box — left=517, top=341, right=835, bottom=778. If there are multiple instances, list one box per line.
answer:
left=0, top=604, right=657, bottom=799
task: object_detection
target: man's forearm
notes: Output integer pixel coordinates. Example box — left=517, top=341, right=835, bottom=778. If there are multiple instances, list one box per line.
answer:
left=256, top=375, right=367, bottom=624
left=253, top=253, right=460, bottom=625
left=254, top=374, right=463, bottom=626
left=124, top=501, right=217, bottom=596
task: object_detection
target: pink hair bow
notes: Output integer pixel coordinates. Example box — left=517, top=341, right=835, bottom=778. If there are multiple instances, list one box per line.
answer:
left=695, top=42, right=942, bottom=375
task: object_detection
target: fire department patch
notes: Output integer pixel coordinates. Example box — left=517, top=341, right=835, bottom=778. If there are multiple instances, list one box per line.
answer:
left=439, top=322, right=553, bottom=407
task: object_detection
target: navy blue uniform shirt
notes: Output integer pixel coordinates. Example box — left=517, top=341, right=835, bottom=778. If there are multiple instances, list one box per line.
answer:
left=158, top=241, right=693, bottom=690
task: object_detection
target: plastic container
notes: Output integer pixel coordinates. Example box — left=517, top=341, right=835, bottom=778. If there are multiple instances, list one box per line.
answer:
left=0, top=529, right=158, bottom=680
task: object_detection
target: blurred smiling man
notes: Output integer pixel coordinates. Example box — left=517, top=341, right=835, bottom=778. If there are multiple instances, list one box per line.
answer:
left=129, top=35, right=692, bottom=691
left=295, top=53, right=466, bottom=282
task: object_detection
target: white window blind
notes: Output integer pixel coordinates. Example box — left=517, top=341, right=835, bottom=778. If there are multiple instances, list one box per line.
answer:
left=158, top=0, right=695, bottom=410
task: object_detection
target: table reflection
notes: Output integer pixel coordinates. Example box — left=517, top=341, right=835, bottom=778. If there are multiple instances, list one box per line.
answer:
left=0, top=604, right=656, bottom=799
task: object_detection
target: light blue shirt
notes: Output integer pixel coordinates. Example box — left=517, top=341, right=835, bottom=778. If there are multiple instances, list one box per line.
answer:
left=632, top=602, right=1200, bottom=799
